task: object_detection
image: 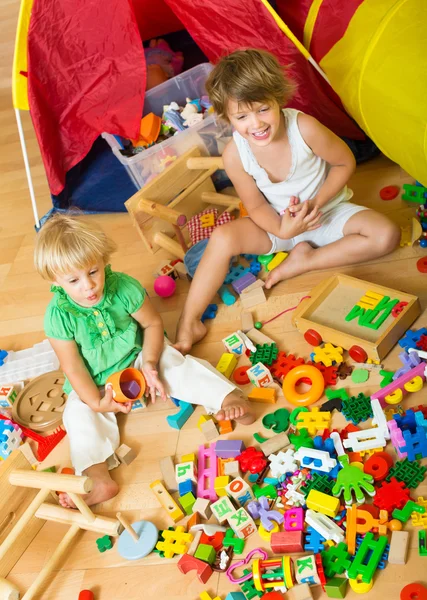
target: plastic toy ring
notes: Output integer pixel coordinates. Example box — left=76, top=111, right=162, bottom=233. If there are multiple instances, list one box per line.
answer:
left=417, top=257, right=427, bottom=273
left=282, top=365, right=325, bottom=407
left=400, top=582, right=427, bottom=600
left=380, top=185, right=399, bottom=200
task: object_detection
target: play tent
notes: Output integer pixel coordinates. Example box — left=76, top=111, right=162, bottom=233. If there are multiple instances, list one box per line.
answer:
left=13, top=0, right=427, bottom=225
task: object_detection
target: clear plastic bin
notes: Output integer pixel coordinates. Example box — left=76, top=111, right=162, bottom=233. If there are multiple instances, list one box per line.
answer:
left=102, top=63, right=232, bottom=189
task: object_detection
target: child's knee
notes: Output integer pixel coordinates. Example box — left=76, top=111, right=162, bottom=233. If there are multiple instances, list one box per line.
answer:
left=209, top=223, right=239, bottom=255
left=378, top=222, right=401, bottom=254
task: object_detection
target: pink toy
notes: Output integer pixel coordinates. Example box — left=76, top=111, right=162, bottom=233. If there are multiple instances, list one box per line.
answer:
left=284, top=507, right=304, bottom=531
left=226, top=548, right=268, bottom=583
left=154, top=275, right=176, bottom=298
left=197, top=442, right=218, bottom=502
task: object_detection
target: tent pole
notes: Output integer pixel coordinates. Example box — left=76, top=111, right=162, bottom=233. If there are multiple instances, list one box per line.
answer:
left=15, top=107, right=40, bottom=229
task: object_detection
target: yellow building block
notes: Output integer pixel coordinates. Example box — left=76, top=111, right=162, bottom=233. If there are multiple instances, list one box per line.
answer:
left=266, top=251, right=288, bottom=271
left=313, top=342, right=344, bottom=367
left=181, top=453, right=196, bottom=463
left=214, top=475, right=231, bottom=497
left=216, top=352, right=238, bottom=379
left=156, top=525, right=193, bottom=558
left=200, top=592, right=221, bottom=600
left=248, top=386, right=277, bottom=404
left=306, top=490, right=340, bottom=518
left=356, top=290, right=384, bottom=310
left=150, top=480, right=184, bottom=522
left=197, top=414, right=214, bottom=432
left=296, top=407, right=331, bottom=436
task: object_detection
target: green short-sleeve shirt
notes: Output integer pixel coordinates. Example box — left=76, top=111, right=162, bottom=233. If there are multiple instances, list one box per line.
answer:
left=44, top=265, right=146, bottom=394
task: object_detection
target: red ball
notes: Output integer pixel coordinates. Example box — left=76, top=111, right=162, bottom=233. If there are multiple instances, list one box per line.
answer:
left=153, top=275, right=176, bottom=297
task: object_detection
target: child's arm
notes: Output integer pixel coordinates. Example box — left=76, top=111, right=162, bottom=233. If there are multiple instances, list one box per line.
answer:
left=49, top=338, right=131, bottom=414
left=296, top=113, right=356, bottom=210
left=223, top=141, right=321, bottom=239
left=131, top=296, right=168, bottom=403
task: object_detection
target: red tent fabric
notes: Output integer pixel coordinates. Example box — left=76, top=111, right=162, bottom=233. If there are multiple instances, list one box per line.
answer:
left=27, top=0, right=146, bottom=195
left=163, top=0, right=364, bottom=141
left=131, top=0, right=183, bottom=41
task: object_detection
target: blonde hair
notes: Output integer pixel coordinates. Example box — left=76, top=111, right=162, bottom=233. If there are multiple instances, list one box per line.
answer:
left=34, top=213, right=117, bottom=281
left=206, top=49, right=295, bottom=122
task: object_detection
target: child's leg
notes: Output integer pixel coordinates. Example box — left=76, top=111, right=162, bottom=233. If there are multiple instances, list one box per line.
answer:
left=176, top=218, right=272, bottom=353
left=59, top=390, right=121, bottom=508
left=265, top=208, right=400, bottom=288
left=155, top=343, right=255, bottom=425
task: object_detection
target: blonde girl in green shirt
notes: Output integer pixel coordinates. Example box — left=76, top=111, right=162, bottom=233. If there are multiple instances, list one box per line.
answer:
left=35, top=214, right=254, bottom=508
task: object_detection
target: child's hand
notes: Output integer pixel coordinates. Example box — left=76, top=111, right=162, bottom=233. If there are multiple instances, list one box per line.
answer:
left=96, top=384, right=132, bottom=414
left=278, top=201, right=322, bottom=239
left=288, top=196, right=317, bottom=216
left=142, top=362, right=168, bottom=404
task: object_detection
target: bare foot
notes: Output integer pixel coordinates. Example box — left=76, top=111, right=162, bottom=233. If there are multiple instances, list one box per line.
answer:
left=59, top=478, right=118, bottom=508
left=265, top=242, right=314, bottom=289
left=215, top=392, right=255, bottom=425
left=174, top=316, right=207, bottom=354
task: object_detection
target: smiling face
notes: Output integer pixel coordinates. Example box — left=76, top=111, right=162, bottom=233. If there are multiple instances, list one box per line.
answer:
left=227, top=98, right=283, bottom=147
left=53, top=261, right=106, bottom=307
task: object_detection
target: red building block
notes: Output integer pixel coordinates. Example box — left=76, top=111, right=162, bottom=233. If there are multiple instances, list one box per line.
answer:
left=177, top=554, right=213, bottom=583
left=200, top=531, right=225, bottom=551
left=373, top=478, right=411, bottom=513
left=271, top=531, right=304, bottom=553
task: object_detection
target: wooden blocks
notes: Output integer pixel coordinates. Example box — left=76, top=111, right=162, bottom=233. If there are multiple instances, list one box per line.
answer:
left=248, top=386, right=276, bottom=403
left=388, top=530, right=409, bottom=564
left=246, top=327, right=276, bottom=346
left=214, top=476, right=230, bottom=497
left=159, top=456, right=177, bottom=493
left=150, top=480, right=184, bottom=522
left=324, top=577, right=348, bottom=598
left=176, top=461, right=197, bottom=484
left=247, top=362, right=273, bottom=387
left=260, top=432, right=291, bottom=456
left=225, top=477, right=254, bottom=507
left=222, top=332, right=246, bottom=356
left=240, top=281, right=266, bottom=309
left=270, top=530, right=304, bottom=553
left=116, top=444, right=136, bottom=466
left=218, top=420, right=233, bottom=435
left=228, top=507, right=256, bottom=539
left=286, top=583, right=313, bottom=600
left=201, top=419, right=219, bottom=441
left=216, top=353, right=238, bottom=379
left=211, top=497, right=235, bottom=524
left=241, top=310, right=254, bottom=333
left=193, top=498, right=212, bottom=520
left=177, top=553, right=213, bottom=584
left=224, top=460, right=241, bottom=478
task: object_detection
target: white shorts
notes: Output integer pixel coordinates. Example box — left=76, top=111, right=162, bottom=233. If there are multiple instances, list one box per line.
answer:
left=63, top=341, right=237, bottom=474
left=267, top=201, right=369, bottom=253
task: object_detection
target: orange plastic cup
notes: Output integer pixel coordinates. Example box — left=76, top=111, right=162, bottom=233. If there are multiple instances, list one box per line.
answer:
left=106, top=368, right=146, bottom=403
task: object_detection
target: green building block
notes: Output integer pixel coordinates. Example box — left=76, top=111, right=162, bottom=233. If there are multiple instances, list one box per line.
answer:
left=240, top=568, right=264, bottom=599
left=96, top=535, right=113, bottom=553
left=386, top=457, right=427, bottom=488
left=321, top=542, right=352, bottom=577
left=419, top=530, right=427, bottom=556
left=194, top=543, right=216, bottom=565
left=347, top=532, right=388, bottom=583
left=289, top=428, right=315, bottom=450
left=223, top=528, right=245, bottom=554
left=379, top=369, right=395, bottom=388
left=179, top=491, right=196, bottom=515
left=325, top=577, right=348, bottom=599
left=325, top=388, right=349, bottom=401
left=301, top=472, right=335, bottom=497
left=393, top=500, right=426, bottom=523
left=42, top=466, right=57, bottom=473
left=250, top=343, right=279, bottom=366
left=402, top=183, right=427, bottom=203
left=341, top=393, right=373, bottom=425
left=252, top=483, right=277, bottom=499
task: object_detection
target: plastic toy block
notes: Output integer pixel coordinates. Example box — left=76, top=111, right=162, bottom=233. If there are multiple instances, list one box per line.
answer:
left=214, top=475, right=230, bottom=497
left=371, top=359, right=426, bottom=404
left=225, top=265, right=250, bottom=285
left=201, top=419, right=219, bottom=441
left=388, top=531, right=409, bottom=564
left=187, top=512, right=201, bottom=531
left=246, top=495, right=283, bottom=531
left=176, top=461, right=197, bottom=484
left=260, top=432, right=291, bottom=456
left=197, top=443, right=218, bottom=502
left=180, top=491, right=197, bottom=515
left=283, top=507, right=304, bottom=531
left=226, top=477, right=254, bottom=507
left=159, top=456, right=178, bottom=493
left=324, top=577, right=348, bottom=599
left=241, top=310, right=254, bottom=334
left=216, top=353, right=238, bottom=379
left=268, top=448, right=298, bottom=477
left=200, top=593, right=221, bottom=600
left=304, top=525, right=325, bottom=553
left=215, top=439, right=245, bottom=458
left=226, top=594, right=246, bottom=600
left=402, top=182, right=427, bottom=202
left=232, top=272, right=257, bottom=294
left=310, top=361, right=338, bottom=386
left=420, top=530, right=427, bottom=556
left=341, top=393, right=373, bottom=425
left=192, top=498, right=212, bottom=521
left=178, top=479, right=196, bottom=497
left=239, top=568, right=264, bottom=599
left=248, top=386, right=276, bottom=404
left=313, top=343, right=344, bottom=367
left=167, top=400, right=194, bottom=429
left=270, top=530, right=304, bottom=553
left=228, top=507, right=257, bottom=539
left=321, top=542, right=352, bottom=577
left=270, top=351, right=305, bottom=382
left=223, top=527, right=245, bottom=554
left=219, top=419, right=233, bottom=435
left=363, top=453, right=391, bottom=482
left=348, top=532, right=388, bottom=583
left=199, top=531, right=224, bottom=552
left=219, top=284, right=236, bottom=306
left=374, top=477, right=410, bottom=512
left=296, top=407, right=331, bottom=436
left=181, top=452, right=196, bottom=463
left=249, top=343, right=278, bottom=366
left=332, top=455, right=375, bottom=506
left=306, top=490, right=340, bottom=518
left=150, top=480, right=184, bottom=522
left=249, top=260, right=262, bottom=276
left=286, top=584, right=313, bottom=600
left=223, top=332, right=246, bottom=356
left=336, top=362, right=353, bottom=381
left=237, top=447, right=267, bottom=474
left=386, top=457, right=427, bottom=488
left=356, top=290, right=384, bottom=310
left=201, top=303, right=218, bottom=323
left=211, top=496, right=235, bottom=523
left=156, top=525, right=193, bottom=558
left=401, top=426, right=427, bottom=460
left=393, top=499, right=425, bottom=523
left=247, top=362, right=273, bottom=388
left=194, top=543, right=216, bottom=565
left=289, top=428, right=315, bottom=451
left=177, top=553, right=213, bottom=583
left=388, top=420, right=407, bottom=458
left=342, top=427, right=387, bottom=452
left=224, top=460, right=241, bottom=478
left=305, top=510, right=344, bottom=544
left=294, top=447, right=337, bottom=473
left=96, top=535, right=112, bottom=553
left=262, top=408, right=289, bottom=433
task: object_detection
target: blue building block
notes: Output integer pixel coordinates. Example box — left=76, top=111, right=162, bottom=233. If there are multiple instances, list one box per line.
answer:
left=224, top=265, right=250, bottom=285
left=166, top=400, right=194, bottom=430
left=304, top=525, right=326, bottom=553
left=249, top=260, right=261, bottom=275
left=401, top=426, right=427, bottom=461
left=399, top=327, right=427, bottom=351
left=355, top=534, right=389, bottom=569
left=226, top=593, right=247, bottom=600
left=178, top=479, right=196, bottom=497
left=201, top=303, right=218, bottom=323
left=394, top=409, right=417, bottom=433
left=312, top=436, right=339, bottom=478
left=170, top=397, right=181, bottom=407
left=0, top=350, right=8, bottom=366
left=218, top=284, right=236, bottom=306
left=241, top=254, right=257, bottom=262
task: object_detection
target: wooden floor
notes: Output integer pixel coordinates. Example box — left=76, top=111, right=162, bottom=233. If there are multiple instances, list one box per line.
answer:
left=2, top=2, right=427, bottom=599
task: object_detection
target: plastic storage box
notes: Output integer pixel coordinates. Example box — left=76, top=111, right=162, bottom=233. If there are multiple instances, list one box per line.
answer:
left=102, top=63, right=232, bottom=190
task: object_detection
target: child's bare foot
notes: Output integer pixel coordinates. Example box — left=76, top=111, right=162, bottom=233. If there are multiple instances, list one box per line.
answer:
left=58, top=464, right=119, bottom=508
left=265, top=242, right=314, bottom=289
left=174, top=316, right=207, bottom=354
left=215, top=392, right=255, bottom=425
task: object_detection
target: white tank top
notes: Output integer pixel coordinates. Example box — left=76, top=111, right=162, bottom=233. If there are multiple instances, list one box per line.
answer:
left=232, top=108, right=352, bottom=214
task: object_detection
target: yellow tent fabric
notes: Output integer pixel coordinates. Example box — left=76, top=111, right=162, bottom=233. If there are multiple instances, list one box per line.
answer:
left=12, top=0, right=34, bottom=111
left=320, top=0, right=427, bottom=184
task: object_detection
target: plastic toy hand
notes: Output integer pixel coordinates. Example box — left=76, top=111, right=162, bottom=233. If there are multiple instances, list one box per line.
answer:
left=332, top=455, right=375, bottom=506
left=97, top=383, right=132, bottom=414
left=278, top=201, right=322, bottom=240
left=142, top=362, right=167, bottom=403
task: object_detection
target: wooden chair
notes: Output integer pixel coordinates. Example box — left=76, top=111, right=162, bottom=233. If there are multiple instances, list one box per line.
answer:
left=125, top=146, right=241, bottom=260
